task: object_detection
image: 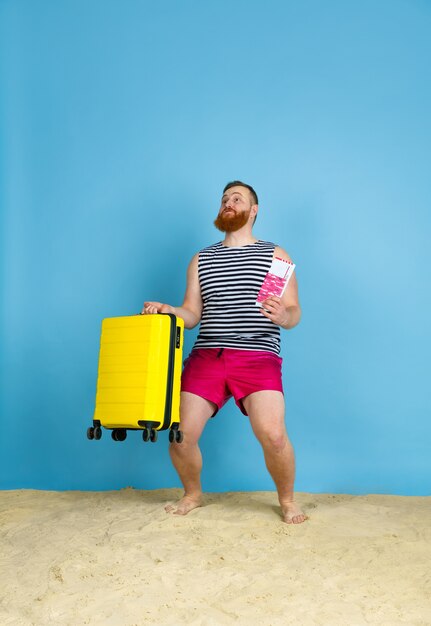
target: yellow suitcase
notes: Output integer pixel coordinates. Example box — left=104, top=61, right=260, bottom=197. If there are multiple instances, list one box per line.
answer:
left=87, top=313, right=184, bottom=444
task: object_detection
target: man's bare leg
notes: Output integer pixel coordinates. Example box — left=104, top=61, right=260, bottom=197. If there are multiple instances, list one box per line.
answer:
left=242, top=390, right=308, bottom=524
left=165, top=391, right=215, bottom=515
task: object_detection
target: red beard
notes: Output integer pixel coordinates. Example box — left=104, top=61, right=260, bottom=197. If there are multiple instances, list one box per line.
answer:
left=214, top=208, right=251, bottom=232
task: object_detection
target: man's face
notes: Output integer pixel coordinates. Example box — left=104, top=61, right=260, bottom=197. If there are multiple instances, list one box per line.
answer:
left=214, top=186, right=254, bottom=233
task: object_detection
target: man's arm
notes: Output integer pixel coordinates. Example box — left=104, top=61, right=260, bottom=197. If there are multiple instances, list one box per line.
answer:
left=260, top=246, right=301, bottom=330
left=141, top=253, right=202, bottom=329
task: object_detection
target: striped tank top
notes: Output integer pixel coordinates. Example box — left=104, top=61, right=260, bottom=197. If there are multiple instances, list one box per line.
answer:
left=194, top=240, right=281, bottom=355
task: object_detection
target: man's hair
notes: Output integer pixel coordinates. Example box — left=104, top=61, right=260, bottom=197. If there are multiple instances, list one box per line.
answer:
left=223, top=180, right=258, bottom=206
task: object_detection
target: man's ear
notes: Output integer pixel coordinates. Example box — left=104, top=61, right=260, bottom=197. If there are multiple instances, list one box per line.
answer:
left=251, top=204, right=258, bottom=219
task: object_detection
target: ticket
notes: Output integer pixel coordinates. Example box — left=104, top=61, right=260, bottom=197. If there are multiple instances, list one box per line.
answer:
left=256, top=257, right=296, bottom=306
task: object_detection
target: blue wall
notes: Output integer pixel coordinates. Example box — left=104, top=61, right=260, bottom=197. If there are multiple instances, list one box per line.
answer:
left=1, top=0, right=430, bottom=495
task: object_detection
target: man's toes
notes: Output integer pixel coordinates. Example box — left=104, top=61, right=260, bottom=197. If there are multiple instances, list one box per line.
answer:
left=165, top=503, right=175, bottom=513
left=282, top=511, right=308, bottom=524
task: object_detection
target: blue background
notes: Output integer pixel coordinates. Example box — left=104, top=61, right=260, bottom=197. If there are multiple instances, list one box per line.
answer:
left=1, top=0, right=430, bottom=495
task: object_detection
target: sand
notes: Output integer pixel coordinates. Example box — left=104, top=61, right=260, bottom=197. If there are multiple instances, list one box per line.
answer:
left=1, top=489, right=430, bottom=626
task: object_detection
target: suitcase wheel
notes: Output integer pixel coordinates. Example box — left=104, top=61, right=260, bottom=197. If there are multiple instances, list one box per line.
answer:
left=111, top=428, right=127, bottom=442
left=142, top=427, right=157, bottom=443
left=87, top=427, right=95, bottom=440
left=169, top=429, right=184, bottom=444
left=93, top=426, right=102, bottom=440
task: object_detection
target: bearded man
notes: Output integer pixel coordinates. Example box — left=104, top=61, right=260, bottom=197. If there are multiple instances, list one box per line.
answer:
left=142, top=181, right=307, bottom=524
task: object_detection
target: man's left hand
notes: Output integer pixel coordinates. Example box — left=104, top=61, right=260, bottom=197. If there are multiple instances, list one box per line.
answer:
left=260, top=296, right=291, bottom=328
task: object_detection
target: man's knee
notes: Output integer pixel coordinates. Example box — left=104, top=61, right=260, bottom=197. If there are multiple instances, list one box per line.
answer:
left=257, top=429, right=288, bottom=454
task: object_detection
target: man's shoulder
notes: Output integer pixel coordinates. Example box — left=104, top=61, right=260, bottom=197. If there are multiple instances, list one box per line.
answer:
left=186, top=243, right=220, bottom=270
left=198, top=241, right=222, bottom=255
left=273, top=245, right=293, bottom=262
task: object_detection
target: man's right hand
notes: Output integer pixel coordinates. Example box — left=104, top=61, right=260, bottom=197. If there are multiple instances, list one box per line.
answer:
left=141, top=302, right=175, bottom=315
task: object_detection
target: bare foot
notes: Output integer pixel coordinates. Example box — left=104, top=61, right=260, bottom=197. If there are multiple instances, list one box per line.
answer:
left=280, top=501, right=308, bottom=524
left=165, top=494, right=202, bottom=516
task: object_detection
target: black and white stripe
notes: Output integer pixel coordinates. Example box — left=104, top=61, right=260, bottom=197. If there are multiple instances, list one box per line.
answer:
left=194, top=240, right=281, bottom=354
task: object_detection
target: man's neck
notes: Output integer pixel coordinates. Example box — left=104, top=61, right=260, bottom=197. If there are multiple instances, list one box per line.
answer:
left=222, top=229, right=258, bottom=248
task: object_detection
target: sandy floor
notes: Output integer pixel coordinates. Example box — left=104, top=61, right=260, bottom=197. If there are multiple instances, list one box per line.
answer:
left=1, top=489, right=430, bottom=625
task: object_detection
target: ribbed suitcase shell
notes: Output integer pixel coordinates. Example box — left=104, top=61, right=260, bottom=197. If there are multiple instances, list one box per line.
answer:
left=93, top=314, right=184, bottom=431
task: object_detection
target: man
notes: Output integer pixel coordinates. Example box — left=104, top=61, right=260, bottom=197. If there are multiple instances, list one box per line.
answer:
left=142, top=181, right=307, bottom=524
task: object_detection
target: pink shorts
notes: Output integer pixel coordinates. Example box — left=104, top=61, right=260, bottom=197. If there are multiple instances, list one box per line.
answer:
left=181, top=348, right=283, bottom=416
